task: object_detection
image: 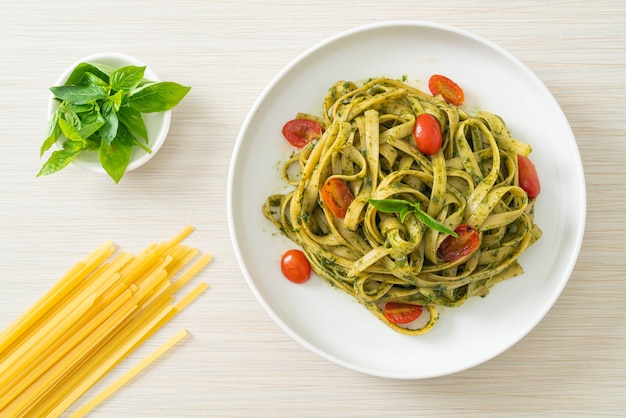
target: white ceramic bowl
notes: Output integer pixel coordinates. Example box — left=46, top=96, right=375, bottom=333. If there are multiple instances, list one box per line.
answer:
left=47, top=52, right=171, bottom=174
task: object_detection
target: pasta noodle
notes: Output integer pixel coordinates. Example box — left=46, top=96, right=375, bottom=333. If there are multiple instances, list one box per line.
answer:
left=71, top=329, right=190, bottom=417
left=263, top=77, right=542, bottom=335
left=0, top=226, right=211, bottom=416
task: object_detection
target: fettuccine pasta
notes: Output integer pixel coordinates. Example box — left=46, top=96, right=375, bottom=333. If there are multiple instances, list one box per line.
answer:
left=263, top=77, right=541, bottom=335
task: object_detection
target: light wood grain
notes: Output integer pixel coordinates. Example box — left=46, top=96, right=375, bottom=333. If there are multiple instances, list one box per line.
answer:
left=1, top=0, right=624, bottom=416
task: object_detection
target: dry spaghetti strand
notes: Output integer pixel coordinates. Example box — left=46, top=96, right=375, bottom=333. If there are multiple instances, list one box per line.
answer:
left=0, top=226, right=211, bottom=416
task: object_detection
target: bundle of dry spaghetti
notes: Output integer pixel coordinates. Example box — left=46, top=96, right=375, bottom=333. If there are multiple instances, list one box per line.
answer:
left=0, top=226, right=211, bottom=417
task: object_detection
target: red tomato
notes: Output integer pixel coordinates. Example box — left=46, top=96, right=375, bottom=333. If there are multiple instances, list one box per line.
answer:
left=428, top=74, right=465, bottom=106
left=383, top=302, right=424, bottom=325
left=321, top=177, right=355, bottom=219
left=437, top=224, right=480, bottom=262
left=280, top=249, right=311, bottom=284
left=413, top=113, right=442, bottom=156
left=281, top=119, right=322, bottom=148
left=517, top=155, right=541, bottom=199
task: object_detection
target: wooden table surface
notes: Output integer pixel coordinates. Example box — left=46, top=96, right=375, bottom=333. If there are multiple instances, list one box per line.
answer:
left=1, top=1, right=624, bottom=416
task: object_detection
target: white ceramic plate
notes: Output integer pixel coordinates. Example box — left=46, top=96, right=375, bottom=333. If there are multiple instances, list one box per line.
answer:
left=227, top=21, right=586, bottom=379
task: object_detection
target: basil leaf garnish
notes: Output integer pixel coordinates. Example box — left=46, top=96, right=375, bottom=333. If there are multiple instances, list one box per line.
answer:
left=368, top=198, right=458, bottom=237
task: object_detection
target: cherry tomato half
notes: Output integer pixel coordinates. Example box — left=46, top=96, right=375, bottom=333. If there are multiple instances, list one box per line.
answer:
left=383, top=302, right=424, bottom=325
left=413, top=113, right=442, bottom=156
left=437, top=224, right=480, bottom=262
left=281, top=119, right=323, bottom=148
left=321, top=177, right=355, bottom=219
left=280, top=249, right=311, bottom=284
left=428, top=74, right=465, bottom=107
left=517, top=155, right=541, bottom=199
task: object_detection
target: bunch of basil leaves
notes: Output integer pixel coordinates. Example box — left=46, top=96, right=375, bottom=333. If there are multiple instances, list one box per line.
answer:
left=38, top=62, right=190, bottom=183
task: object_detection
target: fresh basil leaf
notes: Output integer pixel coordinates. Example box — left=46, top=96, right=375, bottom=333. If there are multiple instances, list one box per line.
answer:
left=99, top=101, right=118, bottom=144
left=83, top=133, right=102, bottom=151
left=64, top=102, right=94, bottom=114
left=108, top=90, right=124, bottom=111
left=58, top=118, right=84, bottom=142
left=368, top=198, right=411, bottom=214
left=63, top=139, right=88, bottom=153
left=110, top=65, right=145, bottom=91
left=40, top=108, right=62, bottom=156
left=37, top=140, right=85, bottom=177
left=60, top=107, right=81, bottom=128
left=409, top=202, right=458, bottom=237
left=78, top=111, right=106, bottom=139
left=80, top=108, right=105, bottom=126
left=83, top=72, right=110, bottom=90
left=368, top=198, right=457, bottom=237
left=117, top=105, right=148, bottom=142
left=90, top=62, right=116, bottom=76
left=50, top=85, right=106, bottom=105
left=128, top=81, right=190, bottom=113
left=65, top=62, right=110, bottom=86
left=98, top=124, right=134, bottom=183
left=136, top=79, right=155, bottom=89
left=399, top=206, right=411, bottom=223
